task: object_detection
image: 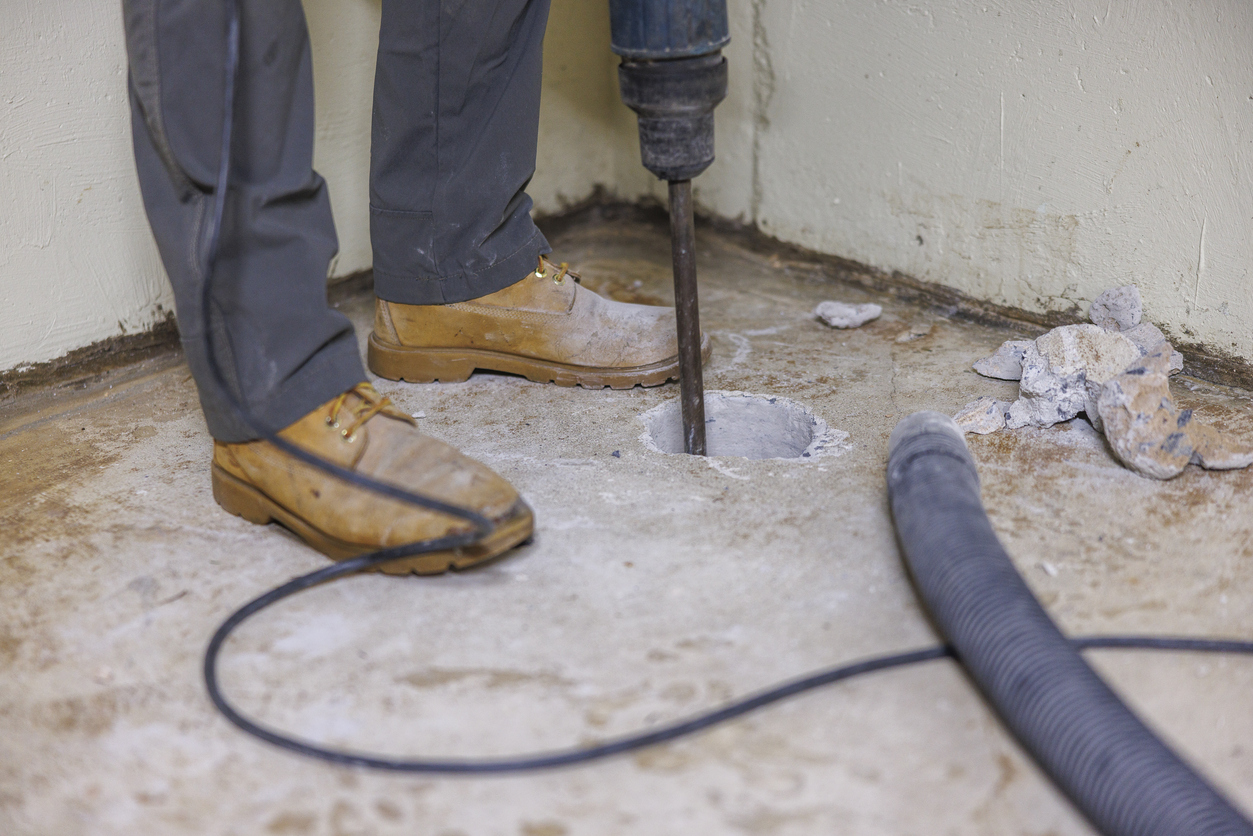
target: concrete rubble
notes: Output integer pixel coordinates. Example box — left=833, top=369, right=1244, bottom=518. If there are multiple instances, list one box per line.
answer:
left=1088, top=285, right=1184, bottom=371
left=959, top=285, right=1252, bottom=479
left=814, top=300, right=882, bottom=329
left=972, top=340, right=1032, bottom=380
left=1121, top=322, right=1185, bottom=372
left=1006, top=324, right=1140, bottom=431
left=954, top=396, right=1012, bottom=435
left=1097, top=348, right=1253, bottom=479
left=1089, top=285, right=1142, bottom=332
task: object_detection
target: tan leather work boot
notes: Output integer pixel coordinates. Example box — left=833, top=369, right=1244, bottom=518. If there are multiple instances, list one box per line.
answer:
left=211, top=383, right=533, bottom=574
left=368, top=256, right=711, bottom=389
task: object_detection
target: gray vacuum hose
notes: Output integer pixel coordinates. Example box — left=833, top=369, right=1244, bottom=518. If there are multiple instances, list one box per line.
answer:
left=887, top=412, right=1253, bottom=836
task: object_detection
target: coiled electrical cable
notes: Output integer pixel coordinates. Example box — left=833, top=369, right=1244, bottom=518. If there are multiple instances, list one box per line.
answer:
left=199, top=4, right=1252, bottom=832
left=205, top=563, right=1252, bottom=775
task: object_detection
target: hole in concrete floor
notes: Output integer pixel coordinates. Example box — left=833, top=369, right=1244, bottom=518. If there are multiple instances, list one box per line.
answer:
left=641, top=391, right=842, bottom=460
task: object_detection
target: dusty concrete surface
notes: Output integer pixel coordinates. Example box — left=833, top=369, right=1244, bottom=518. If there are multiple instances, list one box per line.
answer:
left=2, top=217, right=1251, bottom=836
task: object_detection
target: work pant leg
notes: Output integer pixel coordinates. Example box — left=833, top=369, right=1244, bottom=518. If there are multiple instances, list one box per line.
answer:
left=370, top=0, right=554, bottom=305
left=124, top=0, right=367, bottom=442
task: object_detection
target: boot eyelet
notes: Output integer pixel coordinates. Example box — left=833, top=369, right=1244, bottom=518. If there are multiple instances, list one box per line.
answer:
left=341, top=431, right=357, bottom=443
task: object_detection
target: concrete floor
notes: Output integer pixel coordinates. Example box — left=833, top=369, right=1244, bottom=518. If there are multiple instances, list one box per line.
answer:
left=2, top=216, right=1251, bottom=836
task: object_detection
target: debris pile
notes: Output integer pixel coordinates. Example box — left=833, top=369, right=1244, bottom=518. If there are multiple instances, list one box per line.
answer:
left=1007, top=323, right=1140, bottom=431
left=956, top=286, right=1252, bottom=479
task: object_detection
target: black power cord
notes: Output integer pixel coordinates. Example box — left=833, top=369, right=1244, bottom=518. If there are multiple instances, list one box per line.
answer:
left=198, top=0, right=1253, bottom=780
left=204, top=567, right=1253, bottom=774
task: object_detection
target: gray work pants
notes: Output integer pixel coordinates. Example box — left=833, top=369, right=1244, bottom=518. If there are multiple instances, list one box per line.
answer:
left=123, top=0, right=552, bottom=442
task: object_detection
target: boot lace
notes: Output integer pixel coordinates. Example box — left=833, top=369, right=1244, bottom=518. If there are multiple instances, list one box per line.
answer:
left=534, top=255, right=580, bottom=285
left=325, top=383, right=399, bottom=443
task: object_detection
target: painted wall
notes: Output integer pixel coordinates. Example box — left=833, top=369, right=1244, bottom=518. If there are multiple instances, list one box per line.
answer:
left=3, top=1, right=1252, bottom=373
left=699, top=0, right=1253, bottom=361
left=1, top=1, right=169, bottom=372
left=0, top=0, right=384, bottom=371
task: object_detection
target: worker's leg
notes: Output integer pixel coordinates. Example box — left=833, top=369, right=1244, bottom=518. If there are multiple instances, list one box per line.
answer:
left=124, top=0, right=365, bottom=442
left=123, top=0, right=533, bottom=569
left=367, top=0, right=709, bottom=388
left=369, top=0, right=552, bottom=305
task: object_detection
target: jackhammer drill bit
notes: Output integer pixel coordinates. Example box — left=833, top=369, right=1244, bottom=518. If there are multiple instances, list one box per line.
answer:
left=667, top=179, right=706, bottom=455
left=610, top=0, right=729, bottom=454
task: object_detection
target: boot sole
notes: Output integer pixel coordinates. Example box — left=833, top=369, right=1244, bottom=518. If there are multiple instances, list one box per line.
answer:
left=211, top=463, right=534, bottom=575
left=367, top=332, right=711, bottom=390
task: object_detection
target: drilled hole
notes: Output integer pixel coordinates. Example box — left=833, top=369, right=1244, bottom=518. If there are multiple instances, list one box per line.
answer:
left=641, top=392, right=842, bottom=460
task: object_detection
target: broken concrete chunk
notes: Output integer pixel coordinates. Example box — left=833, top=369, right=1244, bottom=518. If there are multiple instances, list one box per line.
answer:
left=954, top=397, right=1011, bottom=434
left=1187, top=422, right=1253, bottom=471
left=1120, top=321, right=1166, bottom=353
left=1006, top=324, right=1141, bottom=430
left=973, top=339, right=1033, bottom=380
left=1006, top=342, right=1085, bottom=429
left=1089, top=285, right=1142, bottom=332
left=1036, top=324, right=1142, bottom=384
left=815, top=301, right=882, bottom=329
left=1120, top=322, right=1184, bottom=372
left=1096, top=348, right=1253, bottom=479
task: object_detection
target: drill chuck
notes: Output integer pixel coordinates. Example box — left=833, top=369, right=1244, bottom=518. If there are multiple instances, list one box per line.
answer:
left=616, top=54, right=727, bottom=182
left=609, top=0, right=730, bottom=181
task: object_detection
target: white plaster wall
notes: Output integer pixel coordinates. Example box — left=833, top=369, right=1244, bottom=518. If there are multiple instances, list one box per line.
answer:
left=5, top=0, right=1253, bottom=372
left=533, top=3, right=656, bottom=212
left=305, top=1, right=382, bottom=282
left=0, top=0, right=383, bottom=371
left=0, top=1, right=170, bottom=371
left=699, top=0, right=1253, bottom=359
